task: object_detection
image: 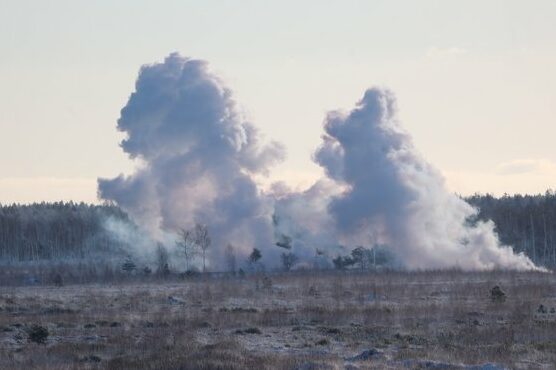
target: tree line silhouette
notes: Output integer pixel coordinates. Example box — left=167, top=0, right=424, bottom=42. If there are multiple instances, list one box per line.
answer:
left=2, top=192, right=556, bottom=268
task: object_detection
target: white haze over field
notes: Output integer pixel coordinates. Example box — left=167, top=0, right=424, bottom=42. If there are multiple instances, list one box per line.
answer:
left=98, top=53, right=539, bottom=271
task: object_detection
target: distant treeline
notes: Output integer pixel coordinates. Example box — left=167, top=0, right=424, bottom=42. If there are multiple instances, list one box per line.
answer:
left=0, top=202, right=130, bottom=261
left=2, top=193, right=556, bottom=268
left=467, top=191, right=556, bottom=267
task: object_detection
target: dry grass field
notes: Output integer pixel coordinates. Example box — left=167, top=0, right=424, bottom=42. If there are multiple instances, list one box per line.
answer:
left=1, top=270, right=556, bottom=369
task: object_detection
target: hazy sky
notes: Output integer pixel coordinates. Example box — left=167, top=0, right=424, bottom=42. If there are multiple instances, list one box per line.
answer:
left=1, top=0, right=555, bottom=203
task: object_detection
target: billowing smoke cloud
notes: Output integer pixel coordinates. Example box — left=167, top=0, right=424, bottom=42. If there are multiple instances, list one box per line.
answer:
left=306, top=88, right=536, bottom=270
left=98, top=53, right=285, bottom=268
left=99, top=53, right=539, bottom=271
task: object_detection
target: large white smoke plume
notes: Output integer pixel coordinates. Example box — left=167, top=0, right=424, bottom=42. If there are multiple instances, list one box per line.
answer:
left=310, top=89, right=536, bottom=270
left=99, top=53, right=538, bottom=271
left=98, top=53, right=285, bottom=268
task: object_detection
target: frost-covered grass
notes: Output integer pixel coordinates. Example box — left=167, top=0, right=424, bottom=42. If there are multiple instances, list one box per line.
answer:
left=1, top=269, right=555, bottom=369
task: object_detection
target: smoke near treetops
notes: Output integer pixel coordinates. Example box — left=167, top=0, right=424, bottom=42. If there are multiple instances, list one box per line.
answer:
left=98, top=53, right=538, bottom=271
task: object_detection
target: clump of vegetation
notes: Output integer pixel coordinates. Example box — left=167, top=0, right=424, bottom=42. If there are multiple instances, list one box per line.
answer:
left=323, top=327, right=341, bottom=334
left=333, top=246, right=392, bottom=270
left=80, top=355, right=101, bottom=363
left=490, top=285, right=506, bottom=302
left=256, top=275, right=273, bottom=291
left=249, top=248, right=262, bottom=264
left=27, top=324, right=49, bottom=344
left=155, top=243, right=171, bottom=276
left=244, top=327, right=262, bottom=334
left=281, top=252, right=298, bottom=271
left=308, top=285, right=319, bottom=297
left=235, top=327, right=262, bottom=335
left=262, top=276, right=273, bottom=290
left=230, top=307, right=258, bottom=313
left=121, top=258, right=136, bottom=274
left=52, top=273, right=63, bottom=287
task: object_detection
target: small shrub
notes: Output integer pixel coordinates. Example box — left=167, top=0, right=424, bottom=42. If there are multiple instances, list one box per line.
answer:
left=231, top=307, right=258, bottom=313
left=235, top=327, right=262, bottom=335
left=183, top=269, right=201, bottom=278
left=122, top=258, right=136, bottom=274
left=27, top=325, right=49, bottom=344
left=324, top=327, right=341, bottom=334
left=244, top=327, right=262, bottom=334
left=308, top=285, right=319, bottom=297
left=490, top=285, right=506, bottom=303
left=53, top=273, right=64, bottom=287
left=80, top=355, right=102, bottom=363
left=262, top=276, right=273, bottom=290
left=199, top=321, right=212, bottom=328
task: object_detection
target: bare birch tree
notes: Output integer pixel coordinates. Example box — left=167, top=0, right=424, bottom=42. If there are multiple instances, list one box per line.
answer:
left=176, top=228, right=196, bottom=271
left=194, top=224, right=211, bottom=273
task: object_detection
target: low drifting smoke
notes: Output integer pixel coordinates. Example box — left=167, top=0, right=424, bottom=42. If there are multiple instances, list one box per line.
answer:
left=99, top=53, right=539, bottom=271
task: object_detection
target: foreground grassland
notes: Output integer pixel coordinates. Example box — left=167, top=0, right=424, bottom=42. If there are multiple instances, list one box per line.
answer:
left=1, top=270, right=555, bottom=369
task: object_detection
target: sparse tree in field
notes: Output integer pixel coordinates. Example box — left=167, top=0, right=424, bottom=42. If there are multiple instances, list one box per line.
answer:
left=194, top=224, right=211, bottom=273
left=122, top=257, right=136, bottom=274
left=332, top=255, right=355, bottom=270
left=248, top=248, right=263, bottom=272
left=225, top=244, right=237, bottom=273
left=52, top=273, right=64, bottom=287
left=176, top=228, right=196, bottom=271
left=351, top=246, right=373, bottom=269
left=281, top=252, right=298, bottom=271
left=248, top=248, right=262, bottom=266
left=155, top=243, right=170, bottom=276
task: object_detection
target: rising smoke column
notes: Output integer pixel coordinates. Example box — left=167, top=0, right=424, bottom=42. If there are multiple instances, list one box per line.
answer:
left=312, top=88, right=538, bottom=270
left=98, top=53, right=285, bottom=268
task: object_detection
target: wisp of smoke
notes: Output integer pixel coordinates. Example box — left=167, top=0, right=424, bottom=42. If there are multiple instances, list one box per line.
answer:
left=99, top=53, right=540, bottom=271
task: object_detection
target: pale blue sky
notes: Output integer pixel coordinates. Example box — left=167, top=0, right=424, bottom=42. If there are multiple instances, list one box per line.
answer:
left=1, top=0, right=555, bottom=202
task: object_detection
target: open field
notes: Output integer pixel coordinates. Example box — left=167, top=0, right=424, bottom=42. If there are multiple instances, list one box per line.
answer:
left=1, top=270, right=556, bottom=369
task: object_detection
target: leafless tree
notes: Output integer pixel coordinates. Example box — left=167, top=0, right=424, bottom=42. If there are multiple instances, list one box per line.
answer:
left=281, top=252, right=298, bottom=271
left=248, top=248, right=262, bottom=272
left=194, top=224, right=211, bottom=273
left=176, top=228, right=196, bottom=271
left=155, top=243, right=170, bottom=276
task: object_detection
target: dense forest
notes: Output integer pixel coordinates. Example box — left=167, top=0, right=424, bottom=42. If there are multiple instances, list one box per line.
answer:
left=467, top=191, right=556, bottom=267
left=1, top=193, right=556, bottom=268
left=0, top=202, right=130, bottom=262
